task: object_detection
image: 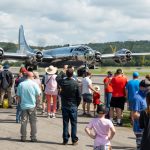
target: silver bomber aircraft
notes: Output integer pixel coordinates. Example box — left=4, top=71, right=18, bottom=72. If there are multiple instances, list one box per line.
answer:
left=1, top=25, right=150, bottom=69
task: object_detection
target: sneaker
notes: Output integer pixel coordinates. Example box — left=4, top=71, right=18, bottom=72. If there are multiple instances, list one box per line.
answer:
left=62, top=141, right=68, bottom=145
left=31, top=139, right=37, bottom=142
left=47, top=113, right=51, bottom=118
left=50, top=113, right=53, bottom=118
left=117, top=122, right=123, bottom=127
left=8, top=105, right=13, bottom=109
left=16, top=120, right=20, bottom=123
left=52, top=113, right=56, bottom=118
left=20, top=138, right=26, bottom=142
left=41, top=110, right=45, bottom=115
left=86, top=113, right=92, bottom=117
left=82, top=112, right=87, bottom=116
left=72, top=140, right=78, bottom=145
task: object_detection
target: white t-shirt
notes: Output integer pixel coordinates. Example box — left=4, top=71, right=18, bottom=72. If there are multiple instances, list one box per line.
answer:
left=81, top=76, right=92, bottom=94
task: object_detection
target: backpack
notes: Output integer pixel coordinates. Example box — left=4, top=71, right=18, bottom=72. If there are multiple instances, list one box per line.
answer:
left=0, top=71, right=12, bottom=90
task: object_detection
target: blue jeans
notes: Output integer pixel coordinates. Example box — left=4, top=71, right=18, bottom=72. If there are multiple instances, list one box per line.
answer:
left=105, top=93, right=112, bottom=111
left=16, top=103, right=21, bottom=122
left=62, top=107, right=78, bottom=143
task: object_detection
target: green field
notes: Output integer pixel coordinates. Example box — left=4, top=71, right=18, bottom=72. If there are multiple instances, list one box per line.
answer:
left=89, top=66, right=150, bottom=76
left=33, top=66, right=150, bottom=77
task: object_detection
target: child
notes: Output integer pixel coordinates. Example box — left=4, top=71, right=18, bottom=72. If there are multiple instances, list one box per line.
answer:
left=93, top=85, right=101, bottom=116
left=85, top=105, right=116, bottom=150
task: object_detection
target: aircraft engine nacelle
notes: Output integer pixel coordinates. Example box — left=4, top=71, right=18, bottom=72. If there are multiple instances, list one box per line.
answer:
left=114, top=49, right=132, bottom=63
left=25, top=56, right=36, bottom=65
left=0, top=47, right=4, bottom=59
left=35, top=51, right=43, bottom=62
left=95, top=51, right=102, bottom=62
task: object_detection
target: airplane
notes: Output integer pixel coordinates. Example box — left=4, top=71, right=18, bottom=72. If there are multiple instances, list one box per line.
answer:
left=1, top=25, right=150, bottom=70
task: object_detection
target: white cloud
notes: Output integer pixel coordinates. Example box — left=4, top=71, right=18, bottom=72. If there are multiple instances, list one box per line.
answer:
left=0, top=0, right=150, bottom=46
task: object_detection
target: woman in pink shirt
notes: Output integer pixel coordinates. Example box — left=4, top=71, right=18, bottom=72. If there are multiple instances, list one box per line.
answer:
left=85, top=105, right=116, bottom=150
left=44, top=65, right=58, bottom=118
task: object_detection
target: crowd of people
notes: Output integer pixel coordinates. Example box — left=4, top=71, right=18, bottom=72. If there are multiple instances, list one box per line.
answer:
left=0, top=64, right=150, bottom=150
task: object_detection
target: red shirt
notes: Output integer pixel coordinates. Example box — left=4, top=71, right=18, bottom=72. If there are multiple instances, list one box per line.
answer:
left=111, top=75, right=127, bottom=97
left=93, top=92, right=101, bottom=105
left=103, top=77, right=113, bottom=93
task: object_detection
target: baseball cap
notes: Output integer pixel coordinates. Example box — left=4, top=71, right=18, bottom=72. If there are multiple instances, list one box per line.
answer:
left=107, top=71, right=112, bottom=74
left=3, top=64, right=9, bottom=70
left=133, top=72, right=139, bottom=77
left=20, top=67, right=28, bottom=74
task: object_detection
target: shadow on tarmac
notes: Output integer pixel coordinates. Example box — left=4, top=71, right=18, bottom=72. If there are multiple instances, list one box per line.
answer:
left=86, top=144, right=135, bottom=150
left=0, top=137, right=72, bottom=145
left=0, top=119, right=16, bottom=123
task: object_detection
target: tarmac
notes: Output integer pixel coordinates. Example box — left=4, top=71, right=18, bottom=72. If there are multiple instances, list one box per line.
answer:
left=0, top=67, right=136, bottom=150
left=0, top=107, right=136, bottom=150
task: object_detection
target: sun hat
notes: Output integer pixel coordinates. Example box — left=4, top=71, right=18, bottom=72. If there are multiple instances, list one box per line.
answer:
left=45, top=65, right=57, bottom=74
left=94, top=85, right=100, bottom=91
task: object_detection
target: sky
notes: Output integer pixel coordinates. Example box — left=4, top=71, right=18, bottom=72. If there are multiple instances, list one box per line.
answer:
left=0, top=0, right=150, bottom=46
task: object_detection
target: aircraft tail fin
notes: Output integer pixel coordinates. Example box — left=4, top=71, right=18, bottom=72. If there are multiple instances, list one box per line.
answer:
left=17, top=25, right=33, bottom=53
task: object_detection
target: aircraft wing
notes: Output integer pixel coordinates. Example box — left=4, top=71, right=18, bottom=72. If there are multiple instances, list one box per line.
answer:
left=131, top=52, right=150, bottom=56
left=2, top=52, right=28, bottom=60
left=101, top=54, right=115, bottom=58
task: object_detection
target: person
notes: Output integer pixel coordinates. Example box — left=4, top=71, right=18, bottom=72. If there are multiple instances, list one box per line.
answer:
left=131, top=80, right=147, bottom=150
left=0, top=65, right=3, bottom=105
left=33, top=71, right=42, bottom=89
left=57, top=64, right=68, bottom=79
left=57, top=68, right=81, bottom=145
left=67, top=65, right=80, bottom=82
left=109, top=68, right=127, bottom=126
left=16, top=72, right=41, bottom=142
left=81, top=71, right=97, bottom=117
left=144, top=74, right=150, bottom=93
left=139, top=91, right=150, bottom=150
left=41, top=72, right=48, bottom=114
left=85, top=104, right=116, bottom=150
left=15, top=72, right=23, bottom=123
left=0, top=65, right=3, bottom=72
left=33, top=71, right=42, bottom=108
left=0, top=64, right=14, bottom=108
left=93, top=85, right=101, bottom=116
left=103, top=71, right=113, bottom=117
left=44, top=65, right=58, bottom=118
left=126, top=72, right=140, bottom=123
left=15, top=67, right=28, bottom=123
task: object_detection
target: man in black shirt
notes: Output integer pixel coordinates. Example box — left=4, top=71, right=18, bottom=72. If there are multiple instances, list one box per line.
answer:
left=57, top=68, right=81, bottom=145
left=0, top=64, right=13, bottom=108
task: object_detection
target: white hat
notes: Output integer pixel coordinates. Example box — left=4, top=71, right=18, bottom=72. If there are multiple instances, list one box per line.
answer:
left=45, top=65, right=57, bottom=74
left=94, top=85, right=100, bottom=91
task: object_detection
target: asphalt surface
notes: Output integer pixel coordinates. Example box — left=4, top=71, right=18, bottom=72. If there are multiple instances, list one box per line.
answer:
left=0, top=67, right=136, bottom=150
left=0, top=107, right=135, bottom=150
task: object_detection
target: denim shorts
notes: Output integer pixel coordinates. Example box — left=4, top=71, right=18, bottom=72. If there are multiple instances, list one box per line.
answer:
left=82, top=93, right=92, bottom=103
